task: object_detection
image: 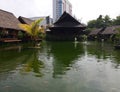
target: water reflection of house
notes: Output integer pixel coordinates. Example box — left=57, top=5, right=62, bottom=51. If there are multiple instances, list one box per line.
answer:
left=0, top=9, right=22, bottom=42
left=48, top=12, right=86, bottom=41
left=49, top=42, right=84, bottom=78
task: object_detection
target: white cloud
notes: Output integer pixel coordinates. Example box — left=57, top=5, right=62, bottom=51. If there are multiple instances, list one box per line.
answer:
left=0, top=0, right=52, bottom=18
left=0, top=0, right=120, bottom=23
left=69, top=0, right=120, bottom=23
left=33, top=0, right=52, bottom=17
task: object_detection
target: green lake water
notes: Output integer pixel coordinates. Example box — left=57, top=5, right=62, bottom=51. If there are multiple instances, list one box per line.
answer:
left=0, top=41, right=120, bottom=92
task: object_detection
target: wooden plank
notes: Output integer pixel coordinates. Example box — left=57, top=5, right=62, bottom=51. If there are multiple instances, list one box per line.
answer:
left=0, top=38, right=21, bottom=43
left=3, top=40, right=21, bottom=42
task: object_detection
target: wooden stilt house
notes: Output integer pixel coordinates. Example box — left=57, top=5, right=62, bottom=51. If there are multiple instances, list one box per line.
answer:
left=0, top=9, right=22, bottom=42
left=88, top=28, right=104, bottom=41
left=101, top=26, right=120, bottom=41
left=48, top=12, right=86, bottom=41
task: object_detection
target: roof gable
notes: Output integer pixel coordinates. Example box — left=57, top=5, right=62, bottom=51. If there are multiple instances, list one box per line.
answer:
left=53, top=12, right=85, bottom=27
left=55, top=12, right=80, bottom=25
left=101, top=26, right=120, bottom=35
left=18, top=16, right=34, bottom=25
left=89, top=28, right=102, bottom=35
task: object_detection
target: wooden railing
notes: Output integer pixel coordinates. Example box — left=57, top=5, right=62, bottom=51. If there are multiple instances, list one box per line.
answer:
left=0, top=38, right=21, bottom=43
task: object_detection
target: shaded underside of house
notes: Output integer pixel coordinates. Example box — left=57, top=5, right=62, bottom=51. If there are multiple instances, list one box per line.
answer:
left=18, top=16, right=34, bottom=25
left=48, top=12, right=86, bottom=41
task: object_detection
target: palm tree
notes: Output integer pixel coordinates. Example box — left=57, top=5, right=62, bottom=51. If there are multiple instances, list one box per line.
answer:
left=20, top=49, right=44, bottom=77
left=19, top=19, right=45, bottom=47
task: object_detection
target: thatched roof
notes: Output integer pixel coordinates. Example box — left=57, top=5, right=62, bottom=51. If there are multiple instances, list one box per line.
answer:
left=0, top=9, right=21, bottom=30
left=53, top=12, right=86, bottom=28
left=18, top=16, right=34, bottom=25
left=101, top=26, right=120, bottom=35
left=89, top=28, right=103, bottom=36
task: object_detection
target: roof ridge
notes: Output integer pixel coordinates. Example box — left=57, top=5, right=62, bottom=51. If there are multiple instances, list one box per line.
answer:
left=54, top=11, right=81, bottom=25
left=0, top=9, right=13, bottom=15
left=19, top=16, right=33, bottom=21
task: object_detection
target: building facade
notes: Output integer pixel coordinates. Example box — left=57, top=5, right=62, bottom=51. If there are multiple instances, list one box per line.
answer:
left=53, top=0, right=72, bottom=22
left=30, top=16, right=53, bottom=27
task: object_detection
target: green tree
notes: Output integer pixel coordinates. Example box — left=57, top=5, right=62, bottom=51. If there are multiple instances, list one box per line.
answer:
left=96, top=15, right=104, bottom=28
left=115, top=28, right=120, bottom=43
left=85, top=28, right=94, bottom=35
left=20, top=50, right=44, bottom=77
left=19, top=19, right=45, bottom=47
left=113, top=16, right=120, bottom=25
left=87, top=15, right=113, bottom=28
left=104, top=15, right=112, bottom=27
left=87, top=15, right=104, bottom=28
left=87, top=20, right=97, bottom=28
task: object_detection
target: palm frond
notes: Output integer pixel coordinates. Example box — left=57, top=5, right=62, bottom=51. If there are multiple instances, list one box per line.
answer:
left=19, top=24, right=32, bottom=35
left=18, top=18, right=45, bottom=40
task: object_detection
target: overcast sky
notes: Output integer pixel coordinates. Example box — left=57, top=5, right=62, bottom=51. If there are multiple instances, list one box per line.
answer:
left=0, top=0, right=120, bottom=24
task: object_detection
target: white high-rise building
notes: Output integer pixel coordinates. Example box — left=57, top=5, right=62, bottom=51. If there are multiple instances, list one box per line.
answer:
left=53, top=0, right=72, bottom=22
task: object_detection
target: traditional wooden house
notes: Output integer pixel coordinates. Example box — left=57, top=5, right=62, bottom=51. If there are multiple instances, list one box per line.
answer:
left=0, top=9, right=22, bottom=42
left=88, top=28, right=104, bottom=41
left=48, top=12, right=86, bottom=41
left=101, top=26, right=120, bottom=41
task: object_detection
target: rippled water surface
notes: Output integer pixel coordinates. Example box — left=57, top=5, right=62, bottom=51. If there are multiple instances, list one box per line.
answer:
left=0, top=41, right=120, bottom=92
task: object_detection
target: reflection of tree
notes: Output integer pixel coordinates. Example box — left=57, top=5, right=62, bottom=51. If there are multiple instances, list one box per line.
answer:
left=0, top=45, right=45, bottom=81
left=20, top=49, right=44, bottom=77
left=112, top=50, right=120, bottom=69
left=0, top=47, right=37, bottom=80
left=49, top=42, right=84, bottom=78
left=87, top=42, right=120, bottom=69
left=0, top=47, right=33, bottom=74
left=87, top=42, right=114, bottom=59
left=87, top=42, right=105, bottom=59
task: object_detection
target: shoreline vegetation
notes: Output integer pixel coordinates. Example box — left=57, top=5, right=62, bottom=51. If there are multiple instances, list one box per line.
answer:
left=84, top=15, right=120, bottom=48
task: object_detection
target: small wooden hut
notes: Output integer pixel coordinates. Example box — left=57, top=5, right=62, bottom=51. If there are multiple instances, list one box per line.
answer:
left=88, top=28, right=104, bottom=41
left=101, top=26, right=120, bottom=41
left=0, top=9, right=22, bottom=42
left=48, top=12, right=86, bottom=41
